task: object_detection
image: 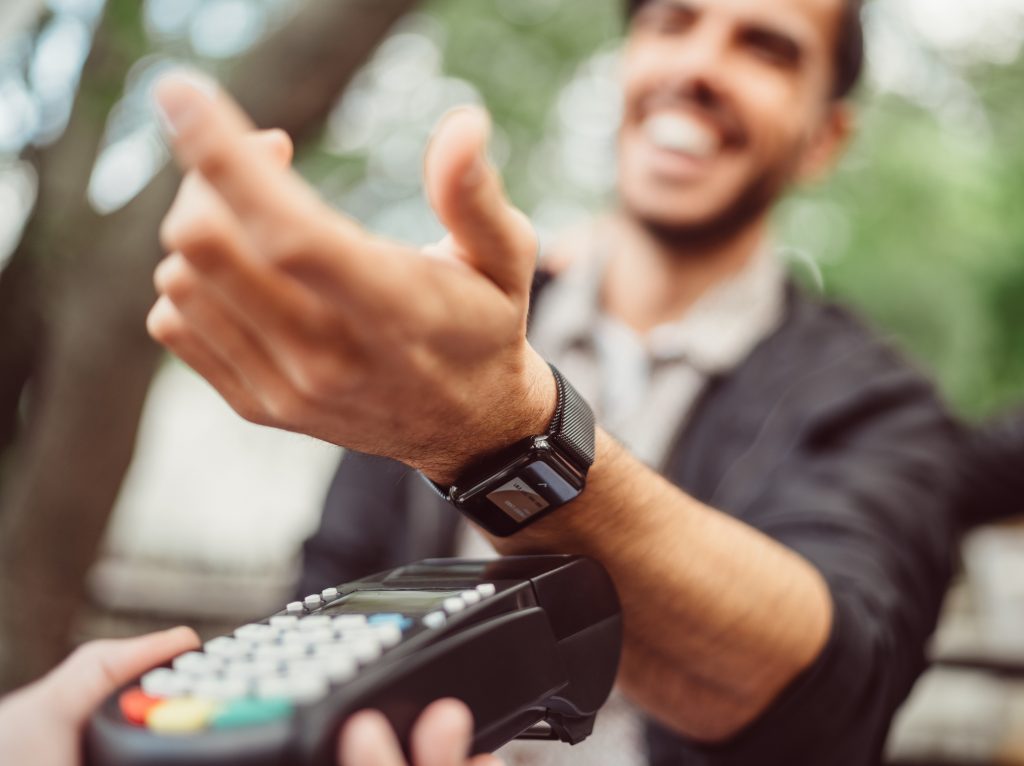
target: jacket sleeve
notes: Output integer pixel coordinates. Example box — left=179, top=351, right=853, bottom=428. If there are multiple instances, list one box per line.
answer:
left=651, top=364, right=959, bottom=766
left=955, top=411, right=1024, bottom=528
left=295, top=451, right=415, bottom=597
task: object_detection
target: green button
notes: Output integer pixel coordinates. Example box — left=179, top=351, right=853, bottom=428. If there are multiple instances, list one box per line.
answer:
left=210, top=698, right=294, bottom=729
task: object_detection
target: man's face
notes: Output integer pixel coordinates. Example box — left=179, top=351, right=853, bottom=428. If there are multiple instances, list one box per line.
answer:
left=618, top=0, right=847, bottom=239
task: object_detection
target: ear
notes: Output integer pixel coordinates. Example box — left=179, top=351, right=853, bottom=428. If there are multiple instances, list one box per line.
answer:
left=796, top=101, right=854, bottom=185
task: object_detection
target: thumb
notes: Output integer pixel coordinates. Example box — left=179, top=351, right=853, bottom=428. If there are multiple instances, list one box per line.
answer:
left=425, top=107, right=537, bottom=300
left=39, top=627, right=199, bottom=723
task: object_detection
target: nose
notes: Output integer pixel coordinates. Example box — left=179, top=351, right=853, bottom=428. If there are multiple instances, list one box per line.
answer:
left=663, top=18, right=733, bottom=106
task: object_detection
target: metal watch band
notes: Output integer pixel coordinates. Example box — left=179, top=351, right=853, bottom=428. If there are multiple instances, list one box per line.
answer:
left=421, top=363, right=594, bottom=500
left=547, top=364, right=596, bottom=471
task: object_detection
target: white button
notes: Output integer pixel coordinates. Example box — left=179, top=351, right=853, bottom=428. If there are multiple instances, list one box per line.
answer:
left=303, top=594, right=323, bottom=609
left=321, top=654, right=357, bottom=683
left=333, top=614, right=367, bottom=629
left=286, top=601, right=304, bottom=614
left=459, top=590, right=481, bottom=605
left=476, top=583, right=497, bottom=597
left=172, top=651, right=220, bottom=675
left=321, top=587, right=340, bottom=601
left=282, top=632, right=315, bottom=648
left=141, top=668, right=189, bottom=698
left=257, top=642, right=307, bottom=662
left=346, top=637, right=382, bottom=664
left=223, top=658, right=280, bottom=679
left=299, top=615, right=332, bottom=631
left=302, top=627, right=337, bottom=646
left=235, top=624, right=274, bottom=642
left=372, top=624, right=402, bottom=648
left=284, top=658, right=326, bottom=679
left=423, top=611, right=446, bottom=629
left=259, top=673, right=327, bottom=704
left=443, top=597, right=466, bottom=614
left=204, top=637, right=249, bottom=659
left=193, top=677, right=248, bottom=701
left=270, top=615, right=299, bottom=630
left=257, top=676, right=291, bottom=700
left=287, top=674, right=329, bottom=704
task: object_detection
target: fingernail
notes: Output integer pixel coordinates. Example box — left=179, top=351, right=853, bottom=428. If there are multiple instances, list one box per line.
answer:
left=153, top=70, right=218, bottom=137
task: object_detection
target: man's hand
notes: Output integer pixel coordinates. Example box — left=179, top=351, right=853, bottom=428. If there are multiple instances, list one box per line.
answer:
left=0, top=627, right=200, bottom=765
left=150, top=72, right=555, bottom=484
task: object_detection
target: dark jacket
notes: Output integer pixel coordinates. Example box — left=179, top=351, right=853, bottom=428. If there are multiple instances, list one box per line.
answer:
left=955, top=412, right=1024, bottom=528
left=298, top=283, right=958, bottom=765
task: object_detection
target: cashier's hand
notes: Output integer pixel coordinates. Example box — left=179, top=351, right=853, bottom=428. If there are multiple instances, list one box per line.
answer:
left=150, top=72, right=555, bottom=485
left=340, top=701, right=503, bottom=766
left=0, top=627, right=200, bottom=766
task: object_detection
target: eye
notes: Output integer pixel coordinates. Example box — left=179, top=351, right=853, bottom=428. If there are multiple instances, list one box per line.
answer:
left=742, top=28, right=802, bottom=68
left=633, top=2, right=698, bottom=35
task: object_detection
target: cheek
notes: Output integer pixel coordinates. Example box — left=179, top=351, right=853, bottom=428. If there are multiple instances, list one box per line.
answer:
left=619, top=44, right=670, bottom=116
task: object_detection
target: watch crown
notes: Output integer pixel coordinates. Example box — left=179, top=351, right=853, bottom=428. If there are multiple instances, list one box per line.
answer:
left=536, top=435, right=550, bottom=449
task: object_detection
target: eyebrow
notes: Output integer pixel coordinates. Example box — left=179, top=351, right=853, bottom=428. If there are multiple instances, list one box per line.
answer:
left=641, top=0, right=814, bottom=48
left=741, top=24, right=805, bottom=64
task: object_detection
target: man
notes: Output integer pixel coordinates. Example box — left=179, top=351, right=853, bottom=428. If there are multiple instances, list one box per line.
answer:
left=0, top=628, right=498, bottom=766
left=148, top=0, right=957, bottom=763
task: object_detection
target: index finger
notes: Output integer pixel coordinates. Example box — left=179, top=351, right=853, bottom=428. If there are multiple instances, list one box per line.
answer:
left=153, top=72, right=362, bottom=252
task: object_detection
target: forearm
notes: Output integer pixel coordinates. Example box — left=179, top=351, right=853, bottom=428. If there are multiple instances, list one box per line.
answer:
left=491, top=430, right=833, bottom=742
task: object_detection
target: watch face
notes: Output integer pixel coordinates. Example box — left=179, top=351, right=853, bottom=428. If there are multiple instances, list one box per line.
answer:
left=486, top=476, right=550, bottom=522
left=454, top=444, right=587, bottom=537
left=484, top=460, right=580, bottom=524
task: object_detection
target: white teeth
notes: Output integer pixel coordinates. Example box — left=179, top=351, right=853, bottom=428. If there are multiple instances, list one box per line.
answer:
left=643, top=113, right=720, bottom=159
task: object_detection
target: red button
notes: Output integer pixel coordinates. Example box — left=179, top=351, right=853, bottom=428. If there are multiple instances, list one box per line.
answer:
left=119, top=687, right=164, bottom=726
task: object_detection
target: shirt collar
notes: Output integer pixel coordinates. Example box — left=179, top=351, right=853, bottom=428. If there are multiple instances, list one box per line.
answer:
left=531, top=243, right=786, bottom=376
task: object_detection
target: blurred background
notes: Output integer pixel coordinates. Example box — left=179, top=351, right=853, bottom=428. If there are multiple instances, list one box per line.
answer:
left=0, top=0, right=1023, bottom=762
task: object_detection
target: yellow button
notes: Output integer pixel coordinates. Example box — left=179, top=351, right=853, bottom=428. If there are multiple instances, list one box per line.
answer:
left=145, top=698, right=220, bottom=734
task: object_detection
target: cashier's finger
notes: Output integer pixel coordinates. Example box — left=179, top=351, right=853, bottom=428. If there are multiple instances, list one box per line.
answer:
left=39, top=627, right=200, bottom=724
left=410, top=698, right=476, bottom=766
left=339, top=710, right=406, bottom=766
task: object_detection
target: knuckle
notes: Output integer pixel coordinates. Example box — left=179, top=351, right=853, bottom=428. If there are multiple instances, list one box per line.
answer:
left=155, top=259, right=197, bottom=305
left=147, top=304, right=186, bottom=346
left=158, top=213, right=179, bottom=252
left=263, top=388, right=307, bottom=426
left=228, top=395, right=269, bottom=426
left=265, top=225, right=314, bottom=271
left=163, top=209, right=228, bottom=264
left=197, top=150, right=233, bottom=194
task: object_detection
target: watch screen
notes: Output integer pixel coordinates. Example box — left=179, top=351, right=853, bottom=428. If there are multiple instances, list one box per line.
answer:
left=484, top=460, right=581, bottom=523
left=486, top=477, right=550, bottom=522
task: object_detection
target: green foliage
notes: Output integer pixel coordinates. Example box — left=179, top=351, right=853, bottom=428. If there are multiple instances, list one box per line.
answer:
left=426, top=0, right=622, bottom=203
left=780, top=56, right=1024, bottom=418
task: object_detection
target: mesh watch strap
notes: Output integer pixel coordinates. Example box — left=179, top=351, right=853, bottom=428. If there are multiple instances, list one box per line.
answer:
left=547, top=364, right=596, bottom=470
left=421, top=363, right=594, bottom=500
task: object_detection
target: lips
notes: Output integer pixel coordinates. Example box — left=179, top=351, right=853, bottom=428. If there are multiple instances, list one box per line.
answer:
left=642, top=112, right=721, bottom=159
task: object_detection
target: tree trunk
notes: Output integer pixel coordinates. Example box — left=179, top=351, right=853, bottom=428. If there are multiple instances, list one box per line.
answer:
left=0, top=0, right=419, bottom=692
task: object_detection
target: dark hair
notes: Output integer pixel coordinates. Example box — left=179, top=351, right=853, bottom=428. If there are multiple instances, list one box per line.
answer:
left=625, top=0, right=864, bottom=100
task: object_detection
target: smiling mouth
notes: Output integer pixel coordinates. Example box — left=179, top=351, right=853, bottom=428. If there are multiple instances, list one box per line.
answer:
left=642, top=112, right=722, bottom=160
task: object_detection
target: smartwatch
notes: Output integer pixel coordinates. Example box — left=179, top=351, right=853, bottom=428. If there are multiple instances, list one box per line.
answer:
left=427, top=364, right=596, bottom=537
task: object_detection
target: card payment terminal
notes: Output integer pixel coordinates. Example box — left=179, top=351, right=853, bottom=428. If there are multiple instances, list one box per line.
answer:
left=85, top=555, right=622, bottom=765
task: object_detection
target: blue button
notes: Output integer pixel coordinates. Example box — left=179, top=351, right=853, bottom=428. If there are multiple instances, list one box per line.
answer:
left=368, top=613, right=412, bottom=630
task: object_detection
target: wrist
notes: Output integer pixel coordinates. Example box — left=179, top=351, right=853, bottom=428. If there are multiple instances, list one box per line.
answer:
left=418, top=347, right=557, bottom=485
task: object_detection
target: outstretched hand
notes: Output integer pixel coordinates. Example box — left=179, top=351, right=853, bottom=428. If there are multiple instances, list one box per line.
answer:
left=150, top=72, right=555, bottom=483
